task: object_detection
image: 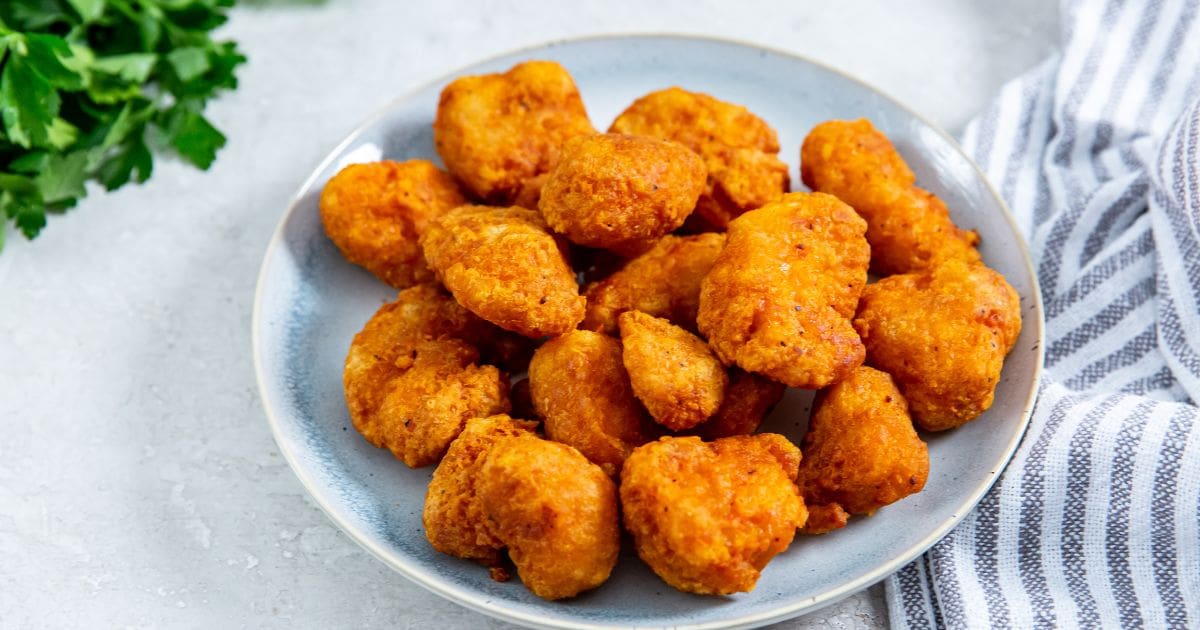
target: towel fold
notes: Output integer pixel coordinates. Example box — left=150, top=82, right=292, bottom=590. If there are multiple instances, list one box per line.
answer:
left=885, top=0, right=1200, bottom=627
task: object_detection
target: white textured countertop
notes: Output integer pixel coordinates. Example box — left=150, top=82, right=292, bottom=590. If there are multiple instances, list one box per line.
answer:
left=0, top=2, right=1058, bottom=628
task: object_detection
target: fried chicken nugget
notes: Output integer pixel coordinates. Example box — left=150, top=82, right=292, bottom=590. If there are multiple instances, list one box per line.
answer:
left=371, top=339, right=510, bottom=467
left=801, top=119, right=981, bottom=275
left=434, top=60, right=594, bottom=206
left=697, top=192, right=869, bottom=389
left=581, top=233, right=725, bottom=334
left=801, top=504, right=850, bottom=535
left=539, top=133, right=706, bottom=256
left=528, top=330, right=657, bottom=475
left=618, top=311, right=726, bottom=431
left=478, top=434, right=620, bottom=600
left=620, top=435, right=807, bottom=595
left=798, top=367, right=929, bottom=534
left=423, top=415, right=539, bottom=564
left=420, top=205, right=585, bottom=338
left=319, top=160, right=467, bottom=289
left=691, top=370, right=787, bottom=439
left=853, top=259, right=1022, bottom=431
left=609, top=87, right=790, bottom=229
left=344, top=285, right=511, bottom=467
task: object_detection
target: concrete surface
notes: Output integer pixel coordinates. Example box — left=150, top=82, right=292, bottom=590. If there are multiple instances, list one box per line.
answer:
left=0, top=1, right=1059, bottom=628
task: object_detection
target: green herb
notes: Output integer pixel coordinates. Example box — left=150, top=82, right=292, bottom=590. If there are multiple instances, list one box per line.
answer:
left=0, top=0, right=245, bottom=248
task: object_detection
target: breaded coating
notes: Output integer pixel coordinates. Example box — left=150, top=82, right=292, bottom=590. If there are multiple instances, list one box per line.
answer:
left=478, top=434, right=620, bottom=600
left=609, top=87, right=790, bottom=229
left=420, top=205, right=585, bottom=338
left=319, top=160, right=467, bottom=289
left=582, top=233, right=725, bottom=334
left=372, top=339, right=510, bottom=467
left=433, top=60, right=594, bottom=206
left=539, top=133, right=706, bottom=256
left=798, top=367, right=929, bottom=534
left=801, top=503, right=850, bottom=535
left=528, top=330, right=657, bottom=475
left=343, top=285, right=512, bottom=467
left=853, top=259, right=1022, bottom=431
left=344, top=285, right=481, bottom=422
left=620, top=435, right=807, bottom=595
left=618, top=311, right=726, bottom=431
left=697, top=192, right=869, bottom=389
left=801, top=119, right=981, bottom=275
left=423, top=415, right=538, bottom=564
left=692, top=370, right=786, bottom=439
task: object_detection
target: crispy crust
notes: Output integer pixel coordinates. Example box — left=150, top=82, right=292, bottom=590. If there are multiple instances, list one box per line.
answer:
left=478, top=434, right=620, bottom=600
left=370, top=338, right=510, bottom=467
left=801, top=118, right=981, bottom=275
left=853, top=259, right=1022, bottom=431
left=609, top=87, right=789, bottom=228
left=619, top=435, right=806, bottom=595
left=581, top=233, right=726, bottom=334
left=618, top=311, right=727, bottom=431
left=798, top=366, right=929, bottom=531
left=434, top=60, right=594, bottom=205
left=420, top=205, right=585, bottom=338
left=342, top=285, right=511, bottom=467
left=319, top=160, right=467, bottom=288
left=423, top=415, right=539, bottom=564
left=690, top=369, right=787, bottom=439
left=528, top=330, right=657, bottom=475
left=539, top=133, right=706, bottom=256
left=697, top=192, right=869, bottom=388
left=800, top=503, right=850, bottom=535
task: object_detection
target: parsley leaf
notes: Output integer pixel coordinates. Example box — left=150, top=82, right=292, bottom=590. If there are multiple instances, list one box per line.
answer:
left=1, top=54, right=62, bottom=148
left=0, top=0, right=244, bottom=248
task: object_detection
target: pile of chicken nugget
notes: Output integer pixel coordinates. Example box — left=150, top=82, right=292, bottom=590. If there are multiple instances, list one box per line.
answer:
left=318, top=60, right=1023, bottom=601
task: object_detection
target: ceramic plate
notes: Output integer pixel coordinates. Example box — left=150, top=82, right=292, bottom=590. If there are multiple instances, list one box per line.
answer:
left=253, top=34, right=1044, bottom=629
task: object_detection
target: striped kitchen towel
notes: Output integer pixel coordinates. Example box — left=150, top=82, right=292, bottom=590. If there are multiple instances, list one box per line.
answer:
left=885, top=0, right=1200, bottom=627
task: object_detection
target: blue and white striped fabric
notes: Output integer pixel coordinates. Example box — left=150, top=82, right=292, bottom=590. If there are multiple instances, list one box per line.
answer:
left=884, top=0, right=1200, bottom=627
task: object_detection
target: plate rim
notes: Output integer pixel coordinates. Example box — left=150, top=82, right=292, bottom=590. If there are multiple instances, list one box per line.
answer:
left=251, top=32, right=1046, bottom=630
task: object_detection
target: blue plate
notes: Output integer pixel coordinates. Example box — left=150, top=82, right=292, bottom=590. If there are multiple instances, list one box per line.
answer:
left=253, top=34, right=1044, bottom=629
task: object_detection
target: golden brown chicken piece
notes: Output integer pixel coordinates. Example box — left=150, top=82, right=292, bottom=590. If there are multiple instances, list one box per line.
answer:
left=478, top=434, right=620, bottom=600
left=581, top=233, right=725, bottom=334
left=433, top=60, right=594, bottom=206
left=370, top=339, right=510, bottom=467
left=343, top=285, right=511, bottom=467
left=539, top=133, right=706, bottom=256
left=801, top=119, right=981, bottom=275
left=608, top=87, right=789, bottom=229
left=797, top=366, right=929, bottom=534
left=690, top=370, right=787, bottom=440
left=319, top=160, right=467, bottom=289
left=528, top=330, right=657, bottom=475
left=801, top=503, right=850, bottom=535
left=371, top=285, right=535, bottom=375
left=618, top=311, right=726, bottom=431
left=854, top=259, right=1022, bottom=431
left=344, top=285, right=481, bottom=421
left=620, top=435, right=807, bottom=595
left=423, top=415, right=539, bottom=564
left=698, top=192, right=869, bottom=389
left=420, top=205, right=585, bottom=338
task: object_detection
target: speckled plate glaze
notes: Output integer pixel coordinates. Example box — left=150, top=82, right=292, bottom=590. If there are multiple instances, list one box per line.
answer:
left=253, top=34, right=1044, bottom=630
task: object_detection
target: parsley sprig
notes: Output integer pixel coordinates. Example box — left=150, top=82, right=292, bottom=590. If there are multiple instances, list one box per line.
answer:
left=0, top=0, right=245, bottom=248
